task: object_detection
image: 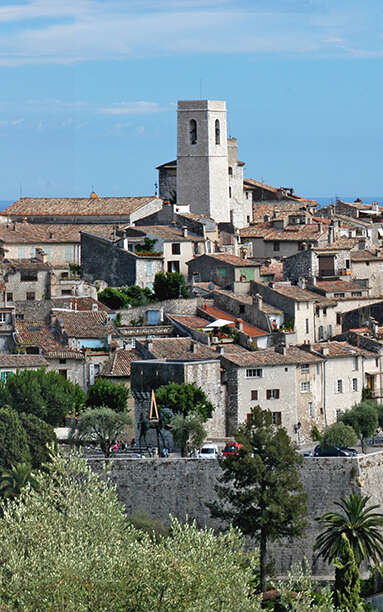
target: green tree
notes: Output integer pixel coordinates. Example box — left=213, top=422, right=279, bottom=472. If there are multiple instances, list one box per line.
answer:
left=98, top=286, right=129, bottom=309
left=70, top=406, right=131, bottom=457
left=315, top=493, right=383, bottom=569
left=208, top=405, right=308, bottom=592
left=2, top=368, right=85, bottom=426
left=333, top=532, right=361, bottom=611
left=321, top=422, right=357, bottom=450
left=135, top=237, right=158, bottom=255
left=156, top=382, right=214, bottom=422
left=153, top=271, right=189, bottom=301
left=86, top=377, right=130, bottom=413
left=0, top=462, right=38, bottom=500
left=0, top=407, right=31, bottom=468
left=340, top=402, right=378, bottom=452
left=170, top=412, right=206, bottom=456
left=19, top=413, right=57, bottom=469
left=0, top=452, right=263, bottom=611
left=121, top=284, right=156, bottom=306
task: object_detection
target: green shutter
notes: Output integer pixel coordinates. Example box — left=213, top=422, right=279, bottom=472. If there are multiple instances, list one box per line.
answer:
left=240, top=268, right=254, bottom=281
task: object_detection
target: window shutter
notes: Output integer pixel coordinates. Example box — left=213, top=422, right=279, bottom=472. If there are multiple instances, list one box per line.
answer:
left=276, top=389, right=280, bottom=399
left=266, top=390, right=271, bottom=400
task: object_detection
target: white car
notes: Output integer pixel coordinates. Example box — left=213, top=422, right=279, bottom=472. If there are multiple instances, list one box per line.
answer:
left=198, top=444, right=220, bottom=459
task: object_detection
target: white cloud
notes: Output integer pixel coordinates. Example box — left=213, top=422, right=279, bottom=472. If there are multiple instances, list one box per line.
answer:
left=99, top=102, right=170, bottom=115
left=0, top=0, right=379, bottom=65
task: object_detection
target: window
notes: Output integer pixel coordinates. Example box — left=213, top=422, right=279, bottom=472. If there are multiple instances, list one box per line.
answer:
left=334, top=292, right=345, bottom=298
left=319, top=325, right=324, bottom=339
left=229, top=186, right=232, bottom=198
left=26, top=292, right=35, bottom=301
left=6, top=293, right=12, bottom=302
left=328, top=324, right=332, bottom=338
left=272, top=412, right=282, bottom=425
left=18, top=247, right=25, bottom=259
left=146, top=262, right=153, bottom=276
left=301, top=381, right=310, bottom=393
left=20, top=270, right=37, bottom=282
left=246, top=368, right=263, bottom=378
left=172, top=243, right=181, bottom=255
left=215, top=119, right=220, bottom=145
left=305, top=319, right=309, bottom=334
left=59, top=370, right=67, bottom=379
left=190, top=119, right=197, bottom=144
left=228, top=166, right=233, bottom=176
left=0, top=313, right=6, bottom=323
left=65, top=246, right=72, bottom=262
left=336, top=313, right=342, bottom=325
left=376, top=358, right=379, bottom=368
left=273, top=241, right=280, bottom=252
left=167, top=261, right=180, bottom=273
left=352, top=378, right=358, bottom=392
left=61, top=272, right=69, bottom=279
left=351, top=292, right=362, bottom=297
left=346, top=259, right=350, bottom=269
left=246, top=192, right=249, bottom=200
left=336, top=379, right=343, bottom=393
left=217, top=267, right=227, bottom=277
left=239, top=305, right=245, bottom=314
left=247, top=215, right=250, bottom=223
left=61, top=289, right=72, bottom=296
left=266, top=389, right=280, bottom=399
left=251, top=390, right=258, bottom=401
left=15, top=313, right=24, bottom=321
left=300, top=363, right=309, bottom=373
left=59, top=358, right=66, bottom=364
left=308, top=402, right=315, bottom=417
left=352, top=356, right=358, bottom=371
left=0, top=371, right=12, bottom=382
left=323, top=307, right=327, bottom=316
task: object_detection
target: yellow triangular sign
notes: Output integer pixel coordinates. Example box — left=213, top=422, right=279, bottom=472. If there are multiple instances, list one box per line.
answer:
left=149, top=389, right=159, bottom=423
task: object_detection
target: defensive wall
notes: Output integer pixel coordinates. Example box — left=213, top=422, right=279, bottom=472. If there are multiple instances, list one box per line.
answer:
left=88, top=451, right=383, bottom=579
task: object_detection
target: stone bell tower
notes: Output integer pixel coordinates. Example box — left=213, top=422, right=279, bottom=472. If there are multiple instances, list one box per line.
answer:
left=176, top=100, right=230, bottom=223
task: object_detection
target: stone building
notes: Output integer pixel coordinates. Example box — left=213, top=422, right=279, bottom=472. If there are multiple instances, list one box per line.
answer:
left=80, top=231, right=163, bottom=290
left=1, top=195, right=163, bottom=226
left=0, top=354, right=49, bottom=381
left=187, top=252, right=262, bottom=292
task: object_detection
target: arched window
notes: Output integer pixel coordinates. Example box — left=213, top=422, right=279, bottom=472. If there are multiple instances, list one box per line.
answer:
left=215, top=119, right=220, bottom=145
left=228, top=166, right=233, bottom=176
left=190, top=119, right=197, bottom=145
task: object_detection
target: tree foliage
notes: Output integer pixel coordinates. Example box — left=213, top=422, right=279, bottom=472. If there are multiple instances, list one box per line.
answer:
left=170, top=412, right=206, bottom=456
left=315, top=493, right=383, bottom=569
left=340, top=401, right=378, bottom=450
left=0, top=369, right=85, bottom=426
left=0, top=407, right=31, bottom=468
left=70, top=406, right=131, bottom=457
left=97, top=286, right=129, bottom=309
left=0, top=452, right=263, bottom=611
left=333, top=533, right=361, bottom=611
left=208, top=405, right=308, bottom=592
left=156, top=382, right=214, bottom=422
left=321, top=422, right=357, bottom=450
left=153, top=271, right=189, bottom=301
left=0, top=462, right=38, bottom=500
left=121, top=284, right=156, bottom=306
left=86, top=377, right=130, bottom=413
left=19, top=413, right=57, bottom=469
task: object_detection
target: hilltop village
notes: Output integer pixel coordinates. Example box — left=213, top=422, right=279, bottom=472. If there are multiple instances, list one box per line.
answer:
left=1, top=99, right=383, bottom=447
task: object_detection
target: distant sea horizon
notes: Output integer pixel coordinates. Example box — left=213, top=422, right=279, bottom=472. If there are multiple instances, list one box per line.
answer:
left=0, top=196, right=382, bottom=213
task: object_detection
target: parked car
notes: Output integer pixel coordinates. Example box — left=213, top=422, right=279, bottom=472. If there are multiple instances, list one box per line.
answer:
left=198, top=444, right=220, bottom=459
left=222, top=442, right=242, bottom=457
left=313, top=445, right=357, bottom=457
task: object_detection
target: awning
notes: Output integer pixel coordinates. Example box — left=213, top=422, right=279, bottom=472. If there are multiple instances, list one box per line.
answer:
left=205, top=319, right=232, bottom=328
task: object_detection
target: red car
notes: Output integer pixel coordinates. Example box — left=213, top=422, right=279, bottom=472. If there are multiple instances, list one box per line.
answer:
left=222, top=442, right=242, bottom=457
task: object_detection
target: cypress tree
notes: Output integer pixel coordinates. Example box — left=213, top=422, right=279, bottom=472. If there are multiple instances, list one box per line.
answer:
left=334, top=532, right=361, bottom=611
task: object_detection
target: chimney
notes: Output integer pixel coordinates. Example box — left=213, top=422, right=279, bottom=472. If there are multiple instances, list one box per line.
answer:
left=107, top=333, right=112, bottom=345
left=235, top=318, right=243, bottom=332
left=146, top=338, right=153, bottom=352
left=49, top=231, right=54, bottom=240
left=182, top=226, right=188, bottom=238
left=252, top=293, right=263, bottom=310
left=191, top=340, right=199, bottom=353
left=35, top=248, right=47, bottom=263
left=321, top=346, right=329, bottom=356
left=274, top=344, right=287, bottom=356
left=328, top=224, right=335, bottom=244
left=12, top=222, right=16, bottom=231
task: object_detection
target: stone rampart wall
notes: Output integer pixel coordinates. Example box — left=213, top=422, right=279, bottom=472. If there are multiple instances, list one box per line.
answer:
left=88, top=452, right=383, bottom=579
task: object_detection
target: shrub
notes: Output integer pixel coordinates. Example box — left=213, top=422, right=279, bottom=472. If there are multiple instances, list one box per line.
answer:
left=0, top=407, right=31, bottom=469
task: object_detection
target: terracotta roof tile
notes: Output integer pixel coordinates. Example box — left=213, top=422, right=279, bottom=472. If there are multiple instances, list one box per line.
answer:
left=0, top=354, right=48, bottom=368
left=315, top=280, right=365, bottom=292
left=2, top=196, right=161, bottom=218
left=222, top=346, right=323, bottom=368
left=0, top=223, right=118, bottom=245
left=14, top=320, right=83, bottom=359
left=350, top=250, right=383, bottom=262
left=167, top=314, right=210, bottom=329
left=201, top=305, right=268, bottom=338
left=199, top=253, right=262, bottom=267
left=55, top=310, right=115, bottom=338
left=102, top=348, right=141, bottom=377
left=306, top=341, right=375, bottom=359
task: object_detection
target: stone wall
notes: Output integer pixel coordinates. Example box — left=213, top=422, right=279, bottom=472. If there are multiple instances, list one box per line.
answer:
left=88, top=451, right=383, bottom=578
left=119, top=297, right=200, bottom=325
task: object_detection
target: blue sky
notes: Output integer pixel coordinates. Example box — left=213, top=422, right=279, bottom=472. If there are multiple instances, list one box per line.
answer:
left=0, top=0, right=382, bottom=200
